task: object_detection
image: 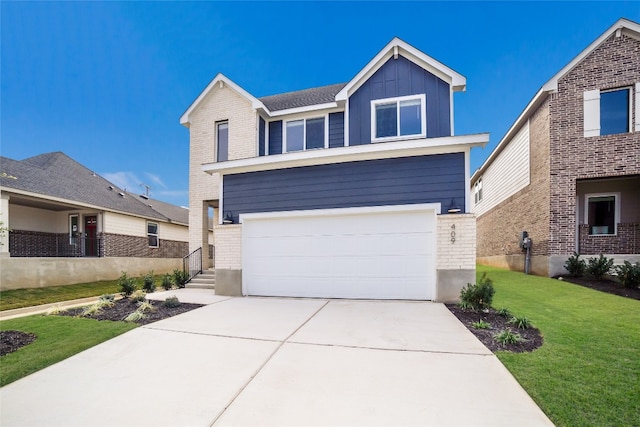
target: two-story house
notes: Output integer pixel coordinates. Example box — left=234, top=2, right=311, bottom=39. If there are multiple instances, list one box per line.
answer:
left=471, top=18, right=640, bottom=277
left=182, top=38, right=489, bottom=301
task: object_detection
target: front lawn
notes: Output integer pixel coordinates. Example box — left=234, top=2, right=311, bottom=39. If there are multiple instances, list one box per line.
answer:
left=0, top=315, right=136, bottom=386
left=479, top=265, right=640, bottom=427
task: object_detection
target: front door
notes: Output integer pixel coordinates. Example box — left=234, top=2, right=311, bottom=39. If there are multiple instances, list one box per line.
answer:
left=84, top=216, right=98, bottom=257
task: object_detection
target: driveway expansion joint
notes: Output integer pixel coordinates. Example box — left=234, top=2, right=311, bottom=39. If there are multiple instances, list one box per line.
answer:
left=286, top=340, right=495, bottom=357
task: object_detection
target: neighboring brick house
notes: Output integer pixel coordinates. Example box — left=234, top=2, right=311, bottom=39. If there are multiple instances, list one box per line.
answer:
left=0, top=152, right=195, bottom=288
left=182, top=37, right=489, bottom=302
left=471, top=18, right=640, bottom=277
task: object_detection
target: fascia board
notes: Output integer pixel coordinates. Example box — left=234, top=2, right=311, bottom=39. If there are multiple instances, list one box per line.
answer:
left=180, top=73, right=268, bottom=126
left=202, top=133, right=489, bottom=175
left=542, top=18, right=640, bottom=92
left=267, top=102, right=341, bottom=117
left=336, top=37, right=466, bottom=101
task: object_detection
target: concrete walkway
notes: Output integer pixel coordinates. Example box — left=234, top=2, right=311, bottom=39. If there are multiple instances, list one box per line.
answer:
left=0, top=293, right=553, bottom=426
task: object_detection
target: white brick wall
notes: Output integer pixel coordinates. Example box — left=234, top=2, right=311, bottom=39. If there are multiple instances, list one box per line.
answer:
left=437, top=214, right=476, bottom=269
left=213, top=224, right=242, bottom=269
left=188, top=83, right=257, bottom=256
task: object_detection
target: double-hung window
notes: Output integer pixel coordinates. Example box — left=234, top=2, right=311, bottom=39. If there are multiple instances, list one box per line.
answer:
left=147, top=222, right=159, bottom=247
left=474, top=179, right=483, bottom=204
left=371, top=94, right=426, bottom=142
left=584, top=86, right=635, bottom=137
left=217, top=121, right=229, bottom=162
left=585, top=193, right=619, bottom=235
left=69, top=214, right=79, bottom=244
left=285, top=117, right=325, bottom=152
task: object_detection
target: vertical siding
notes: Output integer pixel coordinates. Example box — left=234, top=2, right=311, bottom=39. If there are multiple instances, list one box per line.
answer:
left=258, top=117, right=266, bottom=156
left=223, top=153, right=465, bottom=223
left=328, top=112, right=345, bottom=148
left=473, top=121, right=530, bottom=216
left=348, top=55, right=451, bottom=146
left=268, top=121, right=283, bottom=154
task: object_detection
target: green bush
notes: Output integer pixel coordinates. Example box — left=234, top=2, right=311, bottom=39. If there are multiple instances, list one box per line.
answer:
left=586, top=254, right=614, bottom=280
left=496, top=307, right=511, bottom=318
left=163, top=296, right=181, bottom=308
left=564, top=252, right=586, bottom=277
left=471, top=319, right=491, bottom=329
left=509, top=316, right=532, bottom=329
left=142, top=271, right=156, bottom=293
left=614, top=261, right=640, bottom=289
left=459, top=273, right=495, bottom=311
left=117, top=272, right=137, bottom=297
left=493, top=329, right=524, bottom=345
left=173, top=269, right=189, bottom=289
left=161, top=273, right=173, bottom=291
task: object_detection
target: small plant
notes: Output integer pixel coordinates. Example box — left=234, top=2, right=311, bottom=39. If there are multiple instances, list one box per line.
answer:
left=509, top=316, right=532, bottom=329
left=81, top=303, right=103, bottom=317
left=129, top=290, right=147, bottom=303
left=586, top=254, right=614, bottom=280
left=471, top=319, right=491, bottom=329
left=45, top=305, right=65, bottom=316
left=173, top=269, right=189, bottom=289
left=496, top=307, right=511, bottom=318
left=493, top=329, right=524, bottom=345
left=164, top=296, right=181, bottom=308
left=614, top=261, right=640, bottom=289
left=123, top=310, right=146, bottom=322
left=161, top=273, right=174, bottom=290
left=142, top=271, right=156, bottom=293
left=459, top=273, right=495, bottom=311
left=118, top=272, right=137, bottom=297
left=99, top=294, right=115, bottom=302
left=564, top=252, right=586, bottom=277
left=95, top=299, right=114, bottom=310
left=136, top=301, right=155, bottom=313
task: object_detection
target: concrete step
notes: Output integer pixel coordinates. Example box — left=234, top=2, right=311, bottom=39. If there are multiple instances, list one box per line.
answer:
left=185, top=269, right=216, bottom=290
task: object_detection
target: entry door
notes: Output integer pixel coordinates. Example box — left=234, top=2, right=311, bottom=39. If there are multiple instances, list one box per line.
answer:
left=84, top=216, right=98, bottom=257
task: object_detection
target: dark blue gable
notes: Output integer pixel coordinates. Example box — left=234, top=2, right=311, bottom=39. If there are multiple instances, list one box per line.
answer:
left=222, top=153, right=465, bottom=223
left=349, top=55, right=451, bottom=146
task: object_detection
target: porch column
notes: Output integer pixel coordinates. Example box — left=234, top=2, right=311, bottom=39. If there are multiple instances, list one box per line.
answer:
left=0, top=193, right=10, bottom=257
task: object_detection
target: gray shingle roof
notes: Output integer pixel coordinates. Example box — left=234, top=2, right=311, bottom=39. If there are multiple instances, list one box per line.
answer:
left=127, top=192, right=189, bottom=225
left=259, top=82, right=346, bottom=112
left=0, top=152, right=185, bottom=224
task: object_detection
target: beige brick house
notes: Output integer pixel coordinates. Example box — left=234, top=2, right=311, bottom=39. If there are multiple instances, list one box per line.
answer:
left=471, top=18, right=640, bottom=277
left=182, top=37, right=489, bottom=301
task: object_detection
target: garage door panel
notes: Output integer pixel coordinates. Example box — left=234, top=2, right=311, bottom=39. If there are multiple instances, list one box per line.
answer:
left=242, top=206, right=437, bottom=300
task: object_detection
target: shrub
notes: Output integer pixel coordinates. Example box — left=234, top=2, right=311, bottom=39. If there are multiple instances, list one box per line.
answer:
left=564, top=252, right=586, bottom=277
left=142, top=271, right=156, bottom=293
left=161, top=273, right=174, bottom=291
left=471, top=320, right=491, bottom=329
left=129, top=290, right=146, bottom=303
left=614, top=261, right=640, bottom=289
left=493, top=329, right=524, bottom=345
left=118, top=272, right=137, bottom=297
left=81, top=303, right=102, bottom=317
left=137, top=301, right=155, bottom=313
left=123, top=310, right=146, bottom=322
left=459, top=273, right=495, bottom=311
left=509, top=316, right=532, bottom=329
left=173, top=269, right=189, bottom=289
left=496, top=307, right=511, bottom=318
left=164, top=296, right=181, bottom=308
left=586, top=254, right=614, bottom=280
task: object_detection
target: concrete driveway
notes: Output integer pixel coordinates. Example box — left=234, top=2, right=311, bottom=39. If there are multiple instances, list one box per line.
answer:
left=0, top=295, right=553, bottom=426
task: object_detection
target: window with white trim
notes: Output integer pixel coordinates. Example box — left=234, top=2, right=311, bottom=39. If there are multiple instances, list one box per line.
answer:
left=284, top=117, right=326, bottom=152
left=585, top=193, right=619, bottom=235
left=69, top=214, right=79, bottom=244
left=474, top=179, right=483, bottom=204
left=217, top=121, right=229, bottom=162
left=371, top=94, right=426, bottom=141
left=584, top=87, right=634, bottom=137
left=147, top=222, right=159, bottom=247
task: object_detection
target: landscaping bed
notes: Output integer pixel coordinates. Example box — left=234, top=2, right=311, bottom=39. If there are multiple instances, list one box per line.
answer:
left=556, top=276, right=640, bottom=300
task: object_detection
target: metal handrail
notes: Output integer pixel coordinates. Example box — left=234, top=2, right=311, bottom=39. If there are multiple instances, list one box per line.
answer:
left=183, top=247, right=203, bottom=283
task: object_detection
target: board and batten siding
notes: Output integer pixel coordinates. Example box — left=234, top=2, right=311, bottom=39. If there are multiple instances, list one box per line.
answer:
left=222, top=153, right=465, bottom=223
left=474, top=121, right=530, bottom=217
left=348, top=55, right=451, bottom=146
left=328, top=112, right=345, bottom=148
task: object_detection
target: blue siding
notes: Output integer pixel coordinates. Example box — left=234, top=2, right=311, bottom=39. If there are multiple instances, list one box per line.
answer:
left=223, top=153, right=465, bottom=223
left=268, top=121, right=282, bottom=155
left=328, top=112, right=345, bottom=148
left=258, top=117, right=266, bottom=156
left=348, top=55, right=451, bottom=146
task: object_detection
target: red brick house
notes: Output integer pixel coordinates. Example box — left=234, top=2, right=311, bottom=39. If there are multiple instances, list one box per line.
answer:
left=471, top=18, right=640, bottom=277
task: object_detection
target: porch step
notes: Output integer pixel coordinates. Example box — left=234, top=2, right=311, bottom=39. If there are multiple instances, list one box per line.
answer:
left=185, top=269, right=216, bottom=290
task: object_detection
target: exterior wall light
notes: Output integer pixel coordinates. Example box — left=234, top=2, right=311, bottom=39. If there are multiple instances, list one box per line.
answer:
left=222, top=212, right=234, bottom=224
left=447, top=198, right=461, bottom=213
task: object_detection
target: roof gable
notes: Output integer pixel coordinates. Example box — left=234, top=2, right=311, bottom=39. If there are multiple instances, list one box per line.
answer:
left=336, top=37, right=466, bottom=101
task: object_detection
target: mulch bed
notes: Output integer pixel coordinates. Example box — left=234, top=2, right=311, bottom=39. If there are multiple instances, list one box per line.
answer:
left=1, top=331, right=37, bottom=357
left=446, top=305, right=544, bottom=353
left=555, top=276, right=640, bottom=301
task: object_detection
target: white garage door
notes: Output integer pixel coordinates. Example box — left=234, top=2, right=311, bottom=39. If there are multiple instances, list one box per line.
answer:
left=241, top=204, right=437, bottom=300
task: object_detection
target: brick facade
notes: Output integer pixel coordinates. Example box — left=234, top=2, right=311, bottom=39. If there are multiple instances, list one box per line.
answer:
left=9, top=230, right=85, bottom=257
left=102, top=233, right=188, bottom=258
left=437, top=214, right=476, bottom=270
left=579, top=223, right=640, bottom=254
left=213, top=224, right=242, bottom=270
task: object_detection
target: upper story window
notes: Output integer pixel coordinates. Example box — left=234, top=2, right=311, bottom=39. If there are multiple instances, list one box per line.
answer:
left=147, top=222, right=159, bottom=247
left=285, top=117, right=326, bottom=152
left=371, top=94, right=426, bottom=142
left=474, top=179, right=483, bottom=204
left=600, top=88, right=630, bottom=135
left=585, top=193, right=619, bottom=236
left=217, top=121, right=229, bottom=162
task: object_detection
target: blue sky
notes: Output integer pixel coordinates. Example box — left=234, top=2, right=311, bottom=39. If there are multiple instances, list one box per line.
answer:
left=2, top=1, right=638, bottom=207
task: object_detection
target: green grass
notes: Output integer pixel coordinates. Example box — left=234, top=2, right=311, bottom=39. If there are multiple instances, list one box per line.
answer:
left=0, top=315, right=136, bottom=386
left=0, top=280, right=123, bottom=311
left=478, top=265, right=640, bottom=427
